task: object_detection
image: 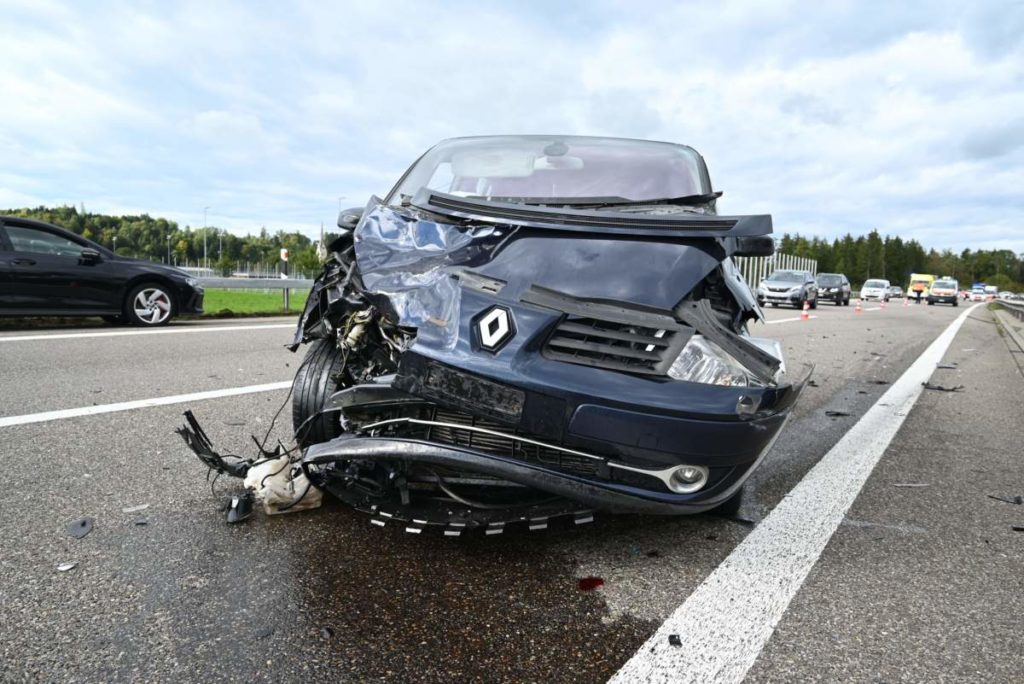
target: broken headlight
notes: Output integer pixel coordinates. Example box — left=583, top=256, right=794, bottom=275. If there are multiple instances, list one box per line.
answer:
left=668, top=335, right=784, bottom=387
left=668, top=335, right=753, bottom=386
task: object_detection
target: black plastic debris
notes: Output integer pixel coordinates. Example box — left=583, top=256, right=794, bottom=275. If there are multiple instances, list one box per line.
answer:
left=807, top=380, right=820, bottom=388
left=988, top=495, right=1024, bottom=505
left=133, top=518, right=149, bottom=526
left=869, top=380, right=889, bottom=385
left=893, top=483, right=929, bottom=488
left=668, top=634, right=683, bottom=647
left=67, top=517, right=94, bottom=539
left=936, top=362, right=958, bottom=369
left=922, top=382, right=964, bottom=392
left=645, top=550, right=661, bottom=558
left=226, top=492, right=254, bottom=524
left=1012, top=526, right=1024, bottom=533
left=825, top=410, right=851, bottom=417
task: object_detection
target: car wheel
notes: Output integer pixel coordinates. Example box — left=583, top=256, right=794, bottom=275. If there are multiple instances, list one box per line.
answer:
left=124, top=283, right=175, bottom=326
left=810, top=297, right=818, bottom=310
left=292, top=338, right=347, bottom=448
left=953, top=300, right=959, bottom=307
left=927, top=300, right=934, bottom=306
left=708, top=486, right=744, bottom=517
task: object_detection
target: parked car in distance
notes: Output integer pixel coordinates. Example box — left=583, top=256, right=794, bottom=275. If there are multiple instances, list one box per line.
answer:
left=0, top=215, right=204, bottom=325
left=815, top=272, right=851, bottom=306
left=888, top=285, right=904, bottom=298
left=860, top=278, right=891, bottom=302
left=927, top=278, right=959, bottom=306
left=757, top=269, right=819, bottom=309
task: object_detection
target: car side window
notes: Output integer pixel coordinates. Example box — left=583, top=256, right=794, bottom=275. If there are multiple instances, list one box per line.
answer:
left=6, top=225, right=83, bottom=257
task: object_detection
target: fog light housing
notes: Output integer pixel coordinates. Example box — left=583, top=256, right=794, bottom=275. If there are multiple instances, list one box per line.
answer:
left=668, top=465, right=709, bottom=494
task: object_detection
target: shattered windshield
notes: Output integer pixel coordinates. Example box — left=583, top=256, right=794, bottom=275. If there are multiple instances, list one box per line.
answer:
left=386, top=135, right=707, bottom=206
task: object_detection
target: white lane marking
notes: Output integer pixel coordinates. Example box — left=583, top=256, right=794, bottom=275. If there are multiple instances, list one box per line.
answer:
left=0, top=323, right=294, bottom=343
left=611, top=303, right=981, bottom=684
left=0, top=381, right=292, bottom=428
left=763, top=315, right=817, bottom=325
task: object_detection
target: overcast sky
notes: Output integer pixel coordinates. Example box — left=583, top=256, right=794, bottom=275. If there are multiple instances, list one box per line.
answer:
left=2, top=0, right=1022, bottom=251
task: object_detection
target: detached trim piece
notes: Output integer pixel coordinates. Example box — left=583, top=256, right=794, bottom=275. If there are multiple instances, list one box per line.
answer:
left=412, top=189, right=772, bottom=237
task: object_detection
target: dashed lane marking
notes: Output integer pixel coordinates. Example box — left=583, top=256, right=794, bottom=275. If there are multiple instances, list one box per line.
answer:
left=610, top=303, right=981, bottom=684
left=0, top=381, right=293, bottom=428
left=0, top=323, right=295, bottom=343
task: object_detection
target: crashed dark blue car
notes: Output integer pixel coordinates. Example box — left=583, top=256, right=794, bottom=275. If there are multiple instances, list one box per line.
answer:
left=282, top=136, right=806, bottom=532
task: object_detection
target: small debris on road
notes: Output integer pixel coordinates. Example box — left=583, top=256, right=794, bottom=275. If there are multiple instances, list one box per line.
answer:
left=121, top=504, right=149, bottom=514
left=578, top=577, right=605, bottom=591
left=668, top=634, right=683, bottom=647
left=1012, top=526, right=1024, bottom=533
left=320, top=627, right=335, bottom=639
left=936, top=362, right=959, bottom=369
left=825, top=410, right=851, bottom=417
left=255, top=627, right=275, bottom=639
left=922, top=382, right=964, bottom=392
left=807, top=379, right=820, bottom=388
left=226, top=492, right=254, bottom=524
left=67, top=517, right=94, bottom=539
left=893, top=483, right=930, bottom=488
left=645, top=550, right=661, bottom=558
left=132, top=518, right=149, bottom=526
left=56, top=562, right=77, bottom=572
left=987, top=495, right=1023, bottom=505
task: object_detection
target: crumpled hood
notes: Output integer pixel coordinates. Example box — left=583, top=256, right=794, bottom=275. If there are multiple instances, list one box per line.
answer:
left=354, top=202, right=728, bottom=332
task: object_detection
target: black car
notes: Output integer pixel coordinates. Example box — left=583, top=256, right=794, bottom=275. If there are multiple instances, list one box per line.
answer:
left=0, top=216, right=204, bottom=325
left=180, top=135, right=809, bottom=533
left=815, top=272, right=851, bottom=306
left=756, top=269, right=819, bottom=308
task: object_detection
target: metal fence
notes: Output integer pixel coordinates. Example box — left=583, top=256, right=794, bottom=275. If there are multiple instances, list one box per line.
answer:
left=734, top=253, right=818, bottom=289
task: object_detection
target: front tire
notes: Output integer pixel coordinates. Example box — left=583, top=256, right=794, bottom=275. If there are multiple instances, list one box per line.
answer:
left=292, top=338, right=346, bottom=448
left=124, top=283, right=175, bottom=326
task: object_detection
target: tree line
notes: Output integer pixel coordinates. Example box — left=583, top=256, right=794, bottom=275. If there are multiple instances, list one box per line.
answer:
left=2, top=205, right=329, bottom=276
left=779, top=230, right=1023, bottom=291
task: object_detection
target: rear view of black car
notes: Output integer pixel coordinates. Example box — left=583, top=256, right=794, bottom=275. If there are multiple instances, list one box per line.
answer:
left=816, top=272, right=851, bottom=305
left=0, top=216, right=203, bottom=325
left=182, top=135, right=809, bottom=533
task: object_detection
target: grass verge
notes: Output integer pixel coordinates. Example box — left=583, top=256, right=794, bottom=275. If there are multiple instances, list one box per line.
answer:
left=199, top=288, right=308, bottom=316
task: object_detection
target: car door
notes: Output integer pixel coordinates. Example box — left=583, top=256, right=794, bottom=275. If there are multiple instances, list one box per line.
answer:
left=806, top=274, right=818, bottom=299
left=0, top=226, right=15, bottom=310
left=2, top=221, right=118, bottom=313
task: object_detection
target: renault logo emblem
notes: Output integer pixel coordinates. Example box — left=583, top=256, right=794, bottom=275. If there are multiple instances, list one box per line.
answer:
left=475, top=306, right=515, bottom=352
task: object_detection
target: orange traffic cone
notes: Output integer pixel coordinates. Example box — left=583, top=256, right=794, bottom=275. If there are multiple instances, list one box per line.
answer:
left=800, top=300, right=810, bottom=321
left=855, top=299, right=863, bottom=313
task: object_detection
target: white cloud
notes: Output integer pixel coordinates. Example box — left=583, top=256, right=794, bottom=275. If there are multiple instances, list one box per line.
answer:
left=0, top=0, right=1021, bottom=252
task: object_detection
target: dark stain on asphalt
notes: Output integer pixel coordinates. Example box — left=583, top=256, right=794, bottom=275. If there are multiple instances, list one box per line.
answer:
left=291, top=505, right=655, bottom=683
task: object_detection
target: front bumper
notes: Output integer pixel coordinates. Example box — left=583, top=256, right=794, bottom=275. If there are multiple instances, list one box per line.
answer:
left=928, top=294, right=956, bottom=304
left=178, top=285, right=204, bottom=315
left=306, top=355, right=810, bottom=514
left=758, top=291, right=802, bottom=305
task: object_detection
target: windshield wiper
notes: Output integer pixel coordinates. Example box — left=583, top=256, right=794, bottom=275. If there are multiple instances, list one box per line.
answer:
left=579, top=192, right=723, bottom=209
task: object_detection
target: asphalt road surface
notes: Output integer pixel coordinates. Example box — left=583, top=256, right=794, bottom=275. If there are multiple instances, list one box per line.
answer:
left=1, top=301, right=1021, bottom=683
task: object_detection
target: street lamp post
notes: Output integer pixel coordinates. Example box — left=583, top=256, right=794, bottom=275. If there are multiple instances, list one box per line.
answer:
left=203, top=206, right=210, bottom=271
left=112, top=236, right=117, bottom=254
left=166, top=235, right=171, bottom=264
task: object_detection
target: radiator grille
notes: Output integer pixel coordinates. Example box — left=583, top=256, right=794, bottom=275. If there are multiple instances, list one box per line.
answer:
left=544, top=316, right=690, bottom=374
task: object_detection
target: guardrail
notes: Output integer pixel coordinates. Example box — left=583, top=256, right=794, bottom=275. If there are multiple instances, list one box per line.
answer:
left=996, top=298, right=1024, bottom=322
left=197, top=277, right=314, bottom=311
